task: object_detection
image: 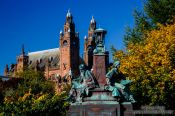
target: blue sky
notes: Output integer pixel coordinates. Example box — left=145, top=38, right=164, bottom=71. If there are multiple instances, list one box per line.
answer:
left=0, top=0, right=143, bottom=75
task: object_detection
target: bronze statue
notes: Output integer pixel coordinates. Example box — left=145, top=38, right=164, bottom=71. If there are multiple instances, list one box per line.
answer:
left=66, top=64, right=96, bottom=103
left=105, top=61, right=136, bottom=103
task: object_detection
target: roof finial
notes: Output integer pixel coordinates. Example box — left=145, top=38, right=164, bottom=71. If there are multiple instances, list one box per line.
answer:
left=5, top=64, right=9, bottom=71
left=84, top=35, right=87, bottom=40
left=91, top=15, right=95, bottom=23
left=21, top=44, right=25, bottom=55
left=66, top=9, right=72, bottom=17
left=4, top=64, right=9, bottom=76
left=60, top=30, right=63, bottom=34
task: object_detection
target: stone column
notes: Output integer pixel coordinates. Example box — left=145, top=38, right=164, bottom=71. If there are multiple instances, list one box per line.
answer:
left=92, top=52, right=109, bottom=88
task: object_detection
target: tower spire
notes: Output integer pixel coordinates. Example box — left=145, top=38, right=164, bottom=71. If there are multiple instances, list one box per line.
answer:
left=64, top=9, right=75, bottom=33
left=66, top=9, right=73, bottom=23
left=4, top=64, right=9, bottom=76
left=91, top=16, right=96, bottom=24
left=60, top=10, right=79, bottom=77
left=89, top=16, right=96, bottom=31
left=21, top=44, right=25, bottom=55
left=66, top=9, right=72, bottom=18
left=16, top=44, right=28, bottom=73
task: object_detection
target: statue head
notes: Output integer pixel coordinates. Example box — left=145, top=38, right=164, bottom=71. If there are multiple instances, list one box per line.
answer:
left=79, top=64, right=85, bottom=73
left=113, top=61, right=120, bottom=68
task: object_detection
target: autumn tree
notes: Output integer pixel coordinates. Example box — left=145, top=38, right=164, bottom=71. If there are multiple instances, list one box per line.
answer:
left=0, top=69, right=69, bottom=115
left=114, top=23, right=175, bottom=109
left=124, top=0, right=175, bottom=46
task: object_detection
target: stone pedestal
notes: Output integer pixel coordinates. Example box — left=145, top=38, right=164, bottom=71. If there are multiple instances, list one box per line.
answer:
left=67, top=102, right=120, bottom=116
left=83, top=88, right=116, bottom=101
left=92, top=53, right=109, bottom=87
left=68, top=88, right=134, bottom=116
left=120, top=102, right=134, bottom=116
left=67, top=102, right=133, bottom=116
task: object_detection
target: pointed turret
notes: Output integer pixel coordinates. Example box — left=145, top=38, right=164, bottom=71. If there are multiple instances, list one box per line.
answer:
left=4, top=64, right=9, bottom=76
left=64, top=10, right=75, bottom=34
left=91, top=16, right=96, bottom=24
left=66, top=9, right=72, bottom=18
left=89, top=16, right=96, bottom=31
left=16, top=45, right=29, bottom=73
left=21, top=44, right=25, bottom=55
left=66, top=10, right=73, bottom=24
left=59, top=10, right=79, bottom=77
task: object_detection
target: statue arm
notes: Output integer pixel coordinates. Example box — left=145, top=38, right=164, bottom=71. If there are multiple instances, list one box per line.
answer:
left=83, top=71, right=96, bottom=88
left=106, top=68, right=117, bottom=78
left=106, top=68, right=118, bottom=84
left=115, top=83, right=125, bottom=89
left=106, top=70, right=113, bottom=84
left=85, top=71, right=94, bottom=82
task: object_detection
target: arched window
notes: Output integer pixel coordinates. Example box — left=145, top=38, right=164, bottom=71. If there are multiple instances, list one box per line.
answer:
left=63, top=40, right=68, bottom=46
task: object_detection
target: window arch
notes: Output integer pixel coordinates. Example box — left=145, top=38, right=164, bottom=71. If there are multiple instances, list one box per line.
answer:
left=63, top=40, right=68, bottom=46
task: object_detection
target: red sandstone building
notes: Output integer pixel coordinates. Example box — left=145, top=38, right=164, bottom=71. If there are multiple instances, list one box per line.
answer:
left=4, top=10, right=98, bottom=80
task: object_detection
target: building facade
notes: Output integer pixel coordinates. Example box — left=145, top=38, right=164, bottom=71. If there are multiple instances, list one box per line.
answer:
left=4, top=10, right=98, bottom=80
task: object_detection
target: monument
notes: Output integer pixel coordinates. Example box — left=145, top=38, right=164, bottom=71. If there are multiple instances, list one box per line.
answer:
left=67, top=27, right=135, bottom=116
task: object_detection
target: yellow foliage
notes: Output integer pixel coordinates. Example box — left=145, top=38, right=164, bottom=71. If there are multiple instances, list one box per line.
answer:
left=34, top=94, right=49, bottom=104
left=114, top=23, right=175, bottom=107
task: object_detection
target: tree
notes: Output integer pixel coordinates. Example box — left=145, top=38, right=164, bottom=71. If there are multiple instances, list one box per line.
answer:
left=124, top=10, right=153, bottom=46
left=124, top=0, right=175, bottom=46
left=0, top=69, right=69, bottom=115
left=114, top=23, right=175, bottom=109
left=144, top=0, right=175, bottom=24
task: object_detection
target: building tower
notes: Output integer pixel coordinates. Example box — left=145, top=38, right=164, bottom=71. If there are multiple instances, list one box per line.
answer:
left=4, top=64, right=9, bottom=76
left=16, top=45, right=29, bottom=73
left=59, top=10, right=79, bottom=77
left=84, top=16, right=97, bottom=69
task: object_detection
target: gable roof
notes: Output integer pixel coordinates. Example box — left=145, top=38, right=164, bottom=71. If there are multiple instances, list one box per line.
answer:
left=28, top=48, right=60, bottom=69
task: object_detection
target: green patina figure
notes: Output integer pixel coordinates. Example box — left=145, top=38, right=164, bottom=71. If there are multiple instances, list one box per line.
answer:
left=66, top=64, right=96, bottom=103
left=105, top=61, right=136, bottom=103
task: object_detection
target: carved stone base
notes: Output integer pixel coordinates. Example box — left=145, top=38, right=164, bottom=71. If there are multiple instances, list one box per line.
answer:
left=84, top=88, right=116, bottom=101
left=120, top=102, right=134, bottom=116
left=67, top=102, right=133, bottom=116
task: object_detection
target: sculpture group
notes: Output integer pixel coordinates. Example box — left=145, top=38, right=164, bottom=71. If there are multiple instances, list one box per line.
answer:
left=65, top=26, right=136, bottom=105
left=66, top=61, right=136, bottom=104
left=66, top=64, right=97, bottom=103
left=66, top=25, right=136, bottom=116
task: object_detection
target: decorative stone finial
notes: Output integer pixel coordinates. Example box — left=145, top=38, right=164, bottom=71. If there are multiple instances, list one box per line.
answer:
left=21, top=44, right=25, bottom=55
left=91, top=16, right=95, bottom=23
left=66, top=9, right=72, bottom=17
left=84, top=35, right=87, bottom=40
left=60, top=30, right=63, bottom=34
